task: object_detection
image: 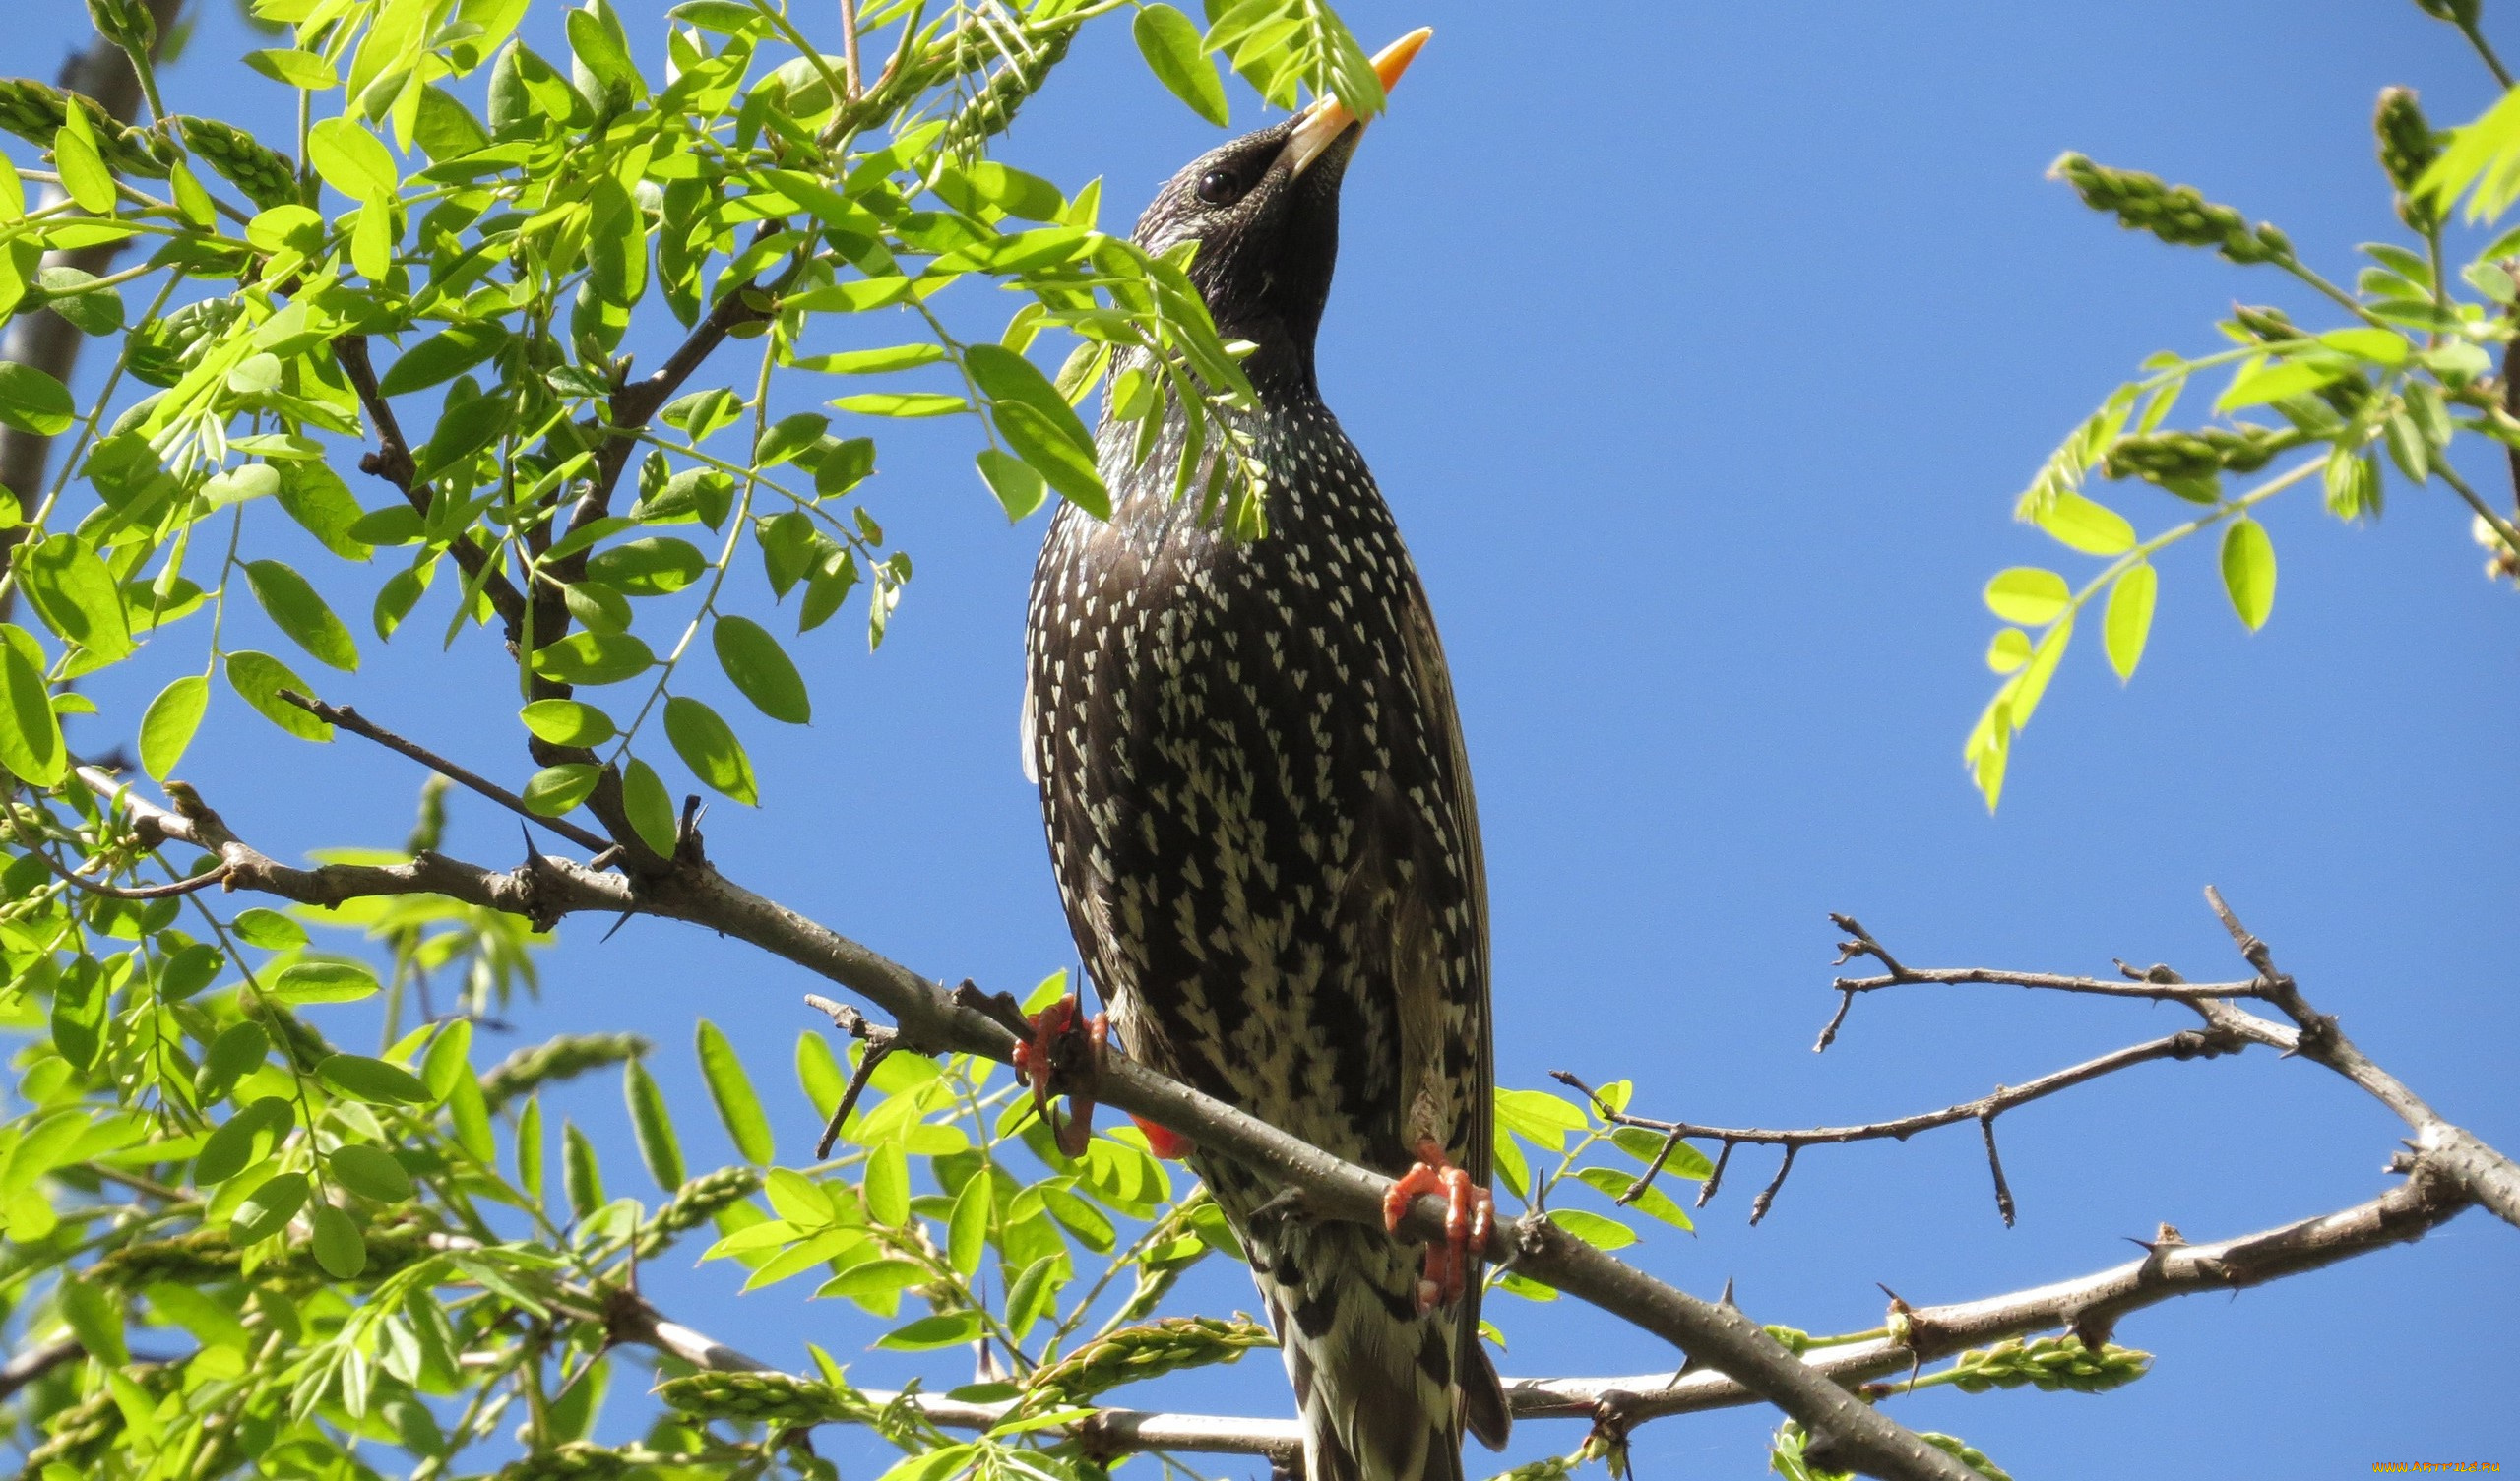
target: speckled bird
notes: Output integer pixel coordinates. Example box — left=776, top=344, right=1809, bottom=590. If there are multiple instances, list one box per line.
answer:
left=1019, top=30, right=1509, bottom=1481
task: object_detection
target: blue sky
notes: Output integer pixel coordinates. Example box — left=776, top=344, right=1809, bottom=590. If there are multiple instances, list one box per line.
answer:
left=16, top=0, right=2519, bottom=1474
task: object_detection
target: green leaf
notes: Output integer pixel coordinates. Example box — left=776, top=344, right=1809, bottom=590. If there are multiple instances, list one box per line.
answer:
left=320, top=1053, right=433, bottom=1104
left=946, top=1174, right=990, bottom=1276
left=1547, top=1206, right=1637, bottom=1250
left=518, top=1096, right=546, bottom=1203
left=307, top=116, right=400, bottom=203
left=1135, top=5, right=1229, bottom=126
left=622, top=757, right=678, bottom=857
left=624, top=1059, right=684, bottom=1190
left=862, top=1142, right=909, bottom=1225
left=2219, top=516, right=2276, bottom=631
left=520, top=699, right=615, bottom=747
left=1984, top=627, right=2032, bottom=675
left=994, top=401, right=1108, bottom=517
left=522, top=763, right=602, bottom=817
left=276, top=461, right=374, bottom=560
left=563, top=1120, right=603, bottom=1216
left=530, top=631, right=655, bottom=686
left=790, top=344, right=945, bottom=374
left=830, top=392, right=967, bottom=418
left=2103, top=562, right=2157, bottom=681
left=59, top=1279, right=129, bottom=1367
left=696, top=1019, right=774, bottom=1164
left=1982, top=568, right=2071, bottom=626
left=712, top=616, right=809, bottom=723
left=225, top=651, right=333, bottom=740
left=244, top=48, right=339, bottom=89
left=976, top=448, right=1046, bottom=523
left=820, top=1258, right=928, bottom=1299
left=310, top=1203, right=368, bottom=1278
left=877, top=1310, right=983, bottom=1350
left=230, top=1171, right=308, bottom=1244
left=2034, top=491, right=2135, bottom=556
left=756, top=413, right=829, bottom=467
left=196, top=1097, right=292, bottom=1185
left=585, top=537, right=705, bottom=595
left=0, top=624, right=62, bottom=785
left=2215, top=355, right=2347, bottom=412
left=0, top=362, right=74, bottom=437
left=377, top=322, right=507, bottom=397
left=272, top=960, right=380, bottom=1004
left=199, top=1022, right=268, bottom=1100
left=421, top=1018, right=473, bottom=1101
left=663, top=696, right=757, bottom=804
left=566, top=2, right=648, bottom=104
left=245, top=560, right=360, bottom=671
left=19, top=533, right=132, bottom=660
left=561, top=581, right=632, bottom=635
left=52, top=125, right=115, bottom=214
left=330, top=1143, right=415, bottom=1202
left=232, top=907, right=307, bottom=950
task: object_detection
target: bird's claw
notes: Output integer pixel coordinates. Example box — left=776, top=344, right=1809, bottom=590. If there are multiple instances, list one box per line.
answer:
left=1012, top=996, right=1107, bottom=1159
left=1382, top=1137, right=1490, bottom=1313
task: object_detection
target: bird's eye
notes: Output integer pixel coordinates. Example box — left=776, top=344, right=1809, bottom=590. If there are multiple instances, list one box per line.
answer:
left=1196, top=168, right=1242, bottom=206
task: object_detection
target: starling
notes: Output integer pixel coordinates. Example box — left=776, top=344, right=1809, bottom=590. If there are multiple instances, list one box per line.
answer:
left=1020, top=29, right=1510, bottom=1481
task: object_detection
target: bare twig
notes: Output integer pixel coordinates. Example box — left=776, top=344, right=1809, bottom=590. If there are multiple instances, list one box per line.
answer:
left=275, top=690, right=613, bottom=855
left=1825, top=913, right=2259, bottom=1009
left=803, top=993, right=912, bottom=1158
left=840, top=0, right=864, bottom=98
left=0, top=1337, right=82, bottom=1401
left=1559, top=1019, right=2247, bottom=1223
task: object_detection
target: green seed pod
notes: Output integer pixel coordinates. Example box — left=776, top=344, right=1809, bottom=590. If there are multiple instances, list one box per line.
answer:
left=21, top=1388, right=124, bottom=1476
left=656, top=1369, right=869, bottom=1425
left=1022, top=1315, right=1275, bottom=1411
left=498, top=1442, right=633, bottom=1481
left=85, top=0, right=156, bottom=58
left=635, top=1165, right=763, bottom=1258
left=940, top=23, right=1078, bottom=158
left=2104, top=425, right=2310, bottom=487
left=2375, top=88, right=2445, bottom=229
left=89, top=1227, right=244, bottom=1289
left=1919, top=1432, right=2013, bottom=1481
left=172, top=115, right=299, bottom=210
left=479, top=1032, right=653, bottom=1112
left=2049, top=153, right=2294, bottom=268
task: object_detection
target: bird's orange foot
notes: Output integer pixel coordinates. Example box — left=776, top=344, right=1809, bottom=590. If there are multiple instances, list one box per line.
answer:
left=1011, top=996, right=1107, bottom=1159
left=1382, top=1137, right=1491, bottom=1313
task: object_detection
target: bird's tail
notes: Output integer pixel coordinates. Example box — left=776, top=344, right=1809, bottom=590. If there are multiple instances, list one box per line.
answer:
left=1256, top=1223, right=1509, bottom=1481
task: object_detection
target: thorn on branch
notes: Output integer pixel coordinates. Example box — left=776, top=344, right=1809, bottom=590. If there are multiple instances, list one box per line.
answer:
left=676, top=794, right=709, bottom=866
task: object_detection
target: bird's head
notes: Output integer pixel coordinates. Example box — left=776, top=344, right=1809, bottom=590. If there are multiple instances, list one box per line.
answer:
left=1130, top=29, right=1430, bottom=394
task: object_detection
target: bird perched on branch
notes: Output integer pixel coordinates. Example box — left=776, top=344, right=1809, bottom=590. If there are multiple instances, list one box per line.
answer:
left=1019, top=29, right=1510, bottom=1481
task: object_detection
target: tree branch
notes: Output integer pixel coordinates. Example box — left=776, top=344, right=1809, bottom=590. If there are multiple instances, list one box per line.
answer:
left=70, top=763, right=1976, bottom=1481
left=331, top=335, right=533, bottom=634
left=0, top=0, right=191, bottom=608
left=590, top=1163, right=2469, bottom=1461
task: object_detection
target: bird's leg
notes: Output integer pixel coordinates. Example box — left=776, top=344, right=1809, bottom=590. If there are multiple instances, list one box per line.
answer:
left=1011, top=995, right=1107, bottom=1159
left=1382, top=1137, right=1492, bottom=1313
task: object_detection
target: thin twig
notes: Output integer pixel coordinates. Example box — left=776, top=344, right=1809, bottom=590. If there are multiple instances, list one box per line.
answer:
left=840, top=0, right=864, bottom=98
left=1559, top=1018, right=2248, bottom=1221
left=275, top=690, right=612, bottom=855
left=803, top=993, right=910, bottom=1158
left=1748, top=1146, right=1796, bottom=1227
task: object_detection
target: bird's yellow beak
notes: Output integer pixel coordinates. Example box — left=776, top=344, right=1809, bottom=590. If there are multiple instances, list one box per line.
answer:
left=1283, top=28, right=1431, bottom=180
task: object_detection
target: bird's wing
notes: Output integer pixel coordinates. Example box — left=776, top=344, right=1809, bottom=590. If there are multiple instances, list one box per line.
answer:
left=1393, top=573, right=1511, bottom=1452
